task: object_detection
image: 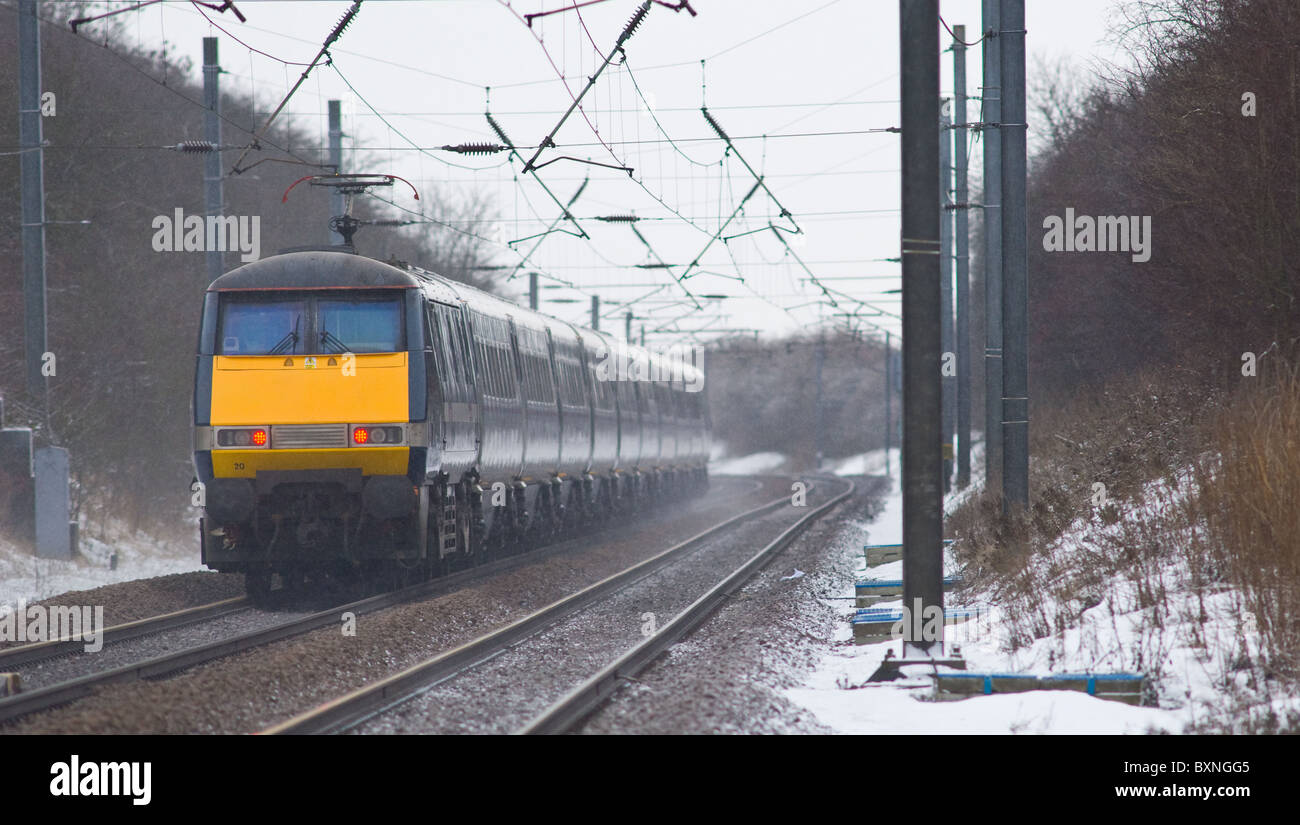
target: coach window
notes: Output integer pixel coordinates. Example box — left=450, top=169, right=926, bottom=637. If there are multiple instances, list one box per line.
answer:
left=431, top=305, right=461, bottom=392
left=425, top=306, right=451, bottom=395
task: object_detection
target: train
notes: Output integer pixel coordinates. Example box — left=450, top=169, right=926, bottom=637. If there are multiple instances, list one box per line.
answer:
left=191, top=249, right=711, bottom=600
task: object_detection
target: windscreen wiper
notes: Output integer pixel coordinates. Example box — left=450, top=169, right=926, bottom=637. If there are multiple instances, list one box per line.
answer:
left=269, top=314, right=301, bottom=355
left=319, top=328, right=349, bottom=354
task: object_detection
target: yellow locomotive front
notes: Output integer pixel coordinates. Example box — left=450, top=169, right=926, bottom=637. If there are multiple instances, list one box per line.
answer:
left=192, top=252, right=433, bottom=598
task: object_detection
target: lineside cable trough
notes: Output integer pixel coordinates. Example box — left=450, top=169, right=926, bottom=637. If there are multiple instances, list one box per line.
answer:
left=862, top=538, right=953, bottom=568
left=851, top=606, right=985, bottom=645
left=934, top=673, right=1147, bottom=705
left=848, top=545, right=1147, bottom=703
left=855, top=576, right=962, bottom=608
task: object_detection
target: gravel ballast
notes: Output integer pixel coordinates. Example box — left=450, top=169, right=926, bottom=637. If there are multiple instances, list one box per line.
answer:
left=4, top=476, right=788, bottom=734
left=578, top=475, right=888, bottom=734
left=354, top=480, right=843, bottom=734
left=0, top=571, right=245, bottom=651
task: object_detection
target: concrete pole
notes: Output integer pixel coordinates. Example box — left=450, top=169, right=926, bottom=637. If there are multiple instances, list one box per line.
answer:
left=528, top=271, right=539, bottom=310
left=625, top=310, right=633, bottom=342
left=815, top=329, right=825, bottom=470
left=940, top=101, right=954, bottom=493
left=1000, top=0, right=1029, bottom=513
left=203, top=38, right=224, bottom=282
left=328, top=100, right=346, bottom=245
left=982, top=0, right=1003, bottom=491
left=884, top=331, right=892, bottom=479
left=954, top=25, right=972, bottom=489
left=899, top=0, right=944, bottom=656
left=591, top=295, right=600, bottom=331
left=19, top=0, right=47, bottom=394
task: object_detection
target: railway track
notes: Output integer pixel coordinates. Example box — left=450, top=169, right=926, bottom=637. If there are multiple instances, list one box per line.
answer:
left=0, top=477, right=769, bottom=728
left=521, top=477, right=854, bottom=734
left=0, top=596, right=249, bottom=671
left=259, top=477, right=853, bottom=735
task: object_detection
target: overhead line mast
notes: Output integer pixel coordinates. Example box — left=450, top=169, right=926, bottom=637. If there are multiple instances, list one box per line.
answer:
left=898, top=0, right=945, bottom=658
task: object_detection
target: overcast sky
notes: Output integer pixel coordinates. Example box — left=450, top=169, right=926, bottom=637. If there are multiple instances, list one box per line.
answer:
left=96, top=0, right=1135, bottom=343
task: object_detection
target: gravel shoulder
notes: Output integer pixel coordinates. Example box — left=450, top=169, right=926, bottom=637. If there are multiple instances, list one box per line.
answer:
left=0, top=571, right=245, bottom=651
left=578, top=474, right=888, bottom=734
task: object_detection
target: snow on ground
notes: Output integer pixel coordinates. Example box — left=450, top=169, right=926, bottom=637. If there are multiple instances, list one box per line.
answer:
left=710, top=440, right=983, bottom=480
left=828, top=448, right=897, bottom=477
left=786, top=454, right=1276, bottom=734
left=0, top=523, right=204, bottom=607
left=828, top=436, right=983, bottom=487
left=710, top=451, right=788, bottom=476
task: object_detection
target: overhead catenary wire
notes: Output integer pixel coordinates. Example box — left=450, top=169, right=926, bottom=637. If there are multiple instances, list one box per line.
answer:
left=508, top=175, right=590, bottom=280
left=186, top=0, right=311, bottom=66
left=31, top=0, right=889, bottom=349
left=229, top=0, right=362, bottom=175
left=678, top=178, right=762, bottom=281
left=184, top=99, right=904, bottom=119
left=367, top=189, right=598, bottom=302
left=249, top=127, right=900, bottom=154
left=520, top=0, right=652, bottom=174
left=0, top=0, right=329, bottom=174
left=621, top=56, right=717, bottom=168
left=701, top=107, right=799, bottom=232
left=499, top=0, right=716, bottom=235
left=68, top=0, right=246, bottom=33
left=486, top=109, right=590, bottom=244
left=330, top=62, right=513, bottom=173
left=941, top=15, right=988, bottom=47
left=627, top=222, right=703, bottom=310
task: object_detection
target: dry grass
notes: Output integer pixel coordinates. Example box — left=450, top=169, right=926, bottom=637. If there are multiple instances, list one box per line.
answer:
left=1196, top=365, right=1300, bottom=680
left=948, top=367, right=1216, bottom=595
left=946, top=370, right=1216, bottom=675
left=946, top=365, right=1300, bottom=729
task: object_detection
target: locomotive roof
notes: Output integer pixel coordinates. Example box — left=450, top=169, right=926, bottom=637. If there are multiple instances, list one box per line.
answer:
left=208, top=251, right=420, bottom=291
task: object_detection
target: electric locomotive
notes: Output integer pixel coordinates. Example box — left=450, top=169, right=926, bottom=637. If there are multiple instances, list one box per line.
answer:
left=192, top=249, right=709, bottom=600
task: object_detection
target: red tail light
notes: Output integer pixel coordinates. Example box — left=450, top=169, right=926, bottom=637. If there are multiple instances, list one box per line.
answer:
left=352, top=427, right=370, bottom=444
left=216, top=427, right=271, bottom=448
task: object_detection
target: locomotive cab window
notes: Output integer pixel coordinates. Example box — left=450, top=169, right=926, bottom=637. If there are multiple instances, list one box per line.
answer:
left=216, top=291, right=405, bottom=355
left=217, top=298, right=306, bottom=355
left=317, top=296, right=404, bottom=353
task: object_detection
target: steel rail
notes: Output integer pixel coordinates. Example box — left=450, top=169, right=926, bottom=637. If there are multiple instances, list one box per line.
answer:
left=260, top=485, right=806, bottom=735
left=519, top=476, right=854, bottom=734
left=0, top=597, right=249, bottom=671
